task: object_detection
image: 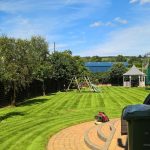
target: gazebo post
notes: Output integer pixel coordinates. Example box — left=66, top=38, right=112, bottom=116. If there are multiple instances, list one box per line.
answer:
left=143, top=76, right=145, bottom=86
left=138, top=75, right=141, bottom=87
left=129, top=76, right=131, bottom=87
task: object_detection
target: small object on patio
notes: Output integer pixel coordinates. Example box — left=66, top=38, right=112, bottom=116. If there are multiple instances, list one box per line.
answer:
left=95, top=112, right=109, bottom=123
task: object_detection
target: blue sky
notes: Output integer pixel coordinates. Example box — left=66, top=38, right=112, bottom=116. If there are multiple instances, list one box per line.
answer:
left=0, top=0, right=150, bottom=56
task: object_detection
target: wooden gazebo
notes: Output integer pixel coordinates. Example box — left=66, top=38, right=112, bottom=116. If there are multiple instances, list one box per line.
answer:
left=123, top=65, right=146, bottom=87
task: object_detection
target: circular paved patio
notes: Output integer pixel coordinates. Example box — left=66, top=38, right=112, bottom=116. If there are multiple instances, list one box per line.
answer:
left=47, top=119, right=127, bottom=150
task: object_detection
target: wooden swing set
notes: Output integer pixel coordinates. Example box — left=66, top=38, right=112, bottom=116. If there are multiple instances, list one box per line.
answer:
left=67, top=76, right=100, bottom=92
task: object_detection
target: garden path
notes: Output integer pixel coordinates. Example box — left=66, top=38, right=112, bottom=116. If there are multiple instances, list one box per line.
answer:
left=47, top=119, right=127, bottom=150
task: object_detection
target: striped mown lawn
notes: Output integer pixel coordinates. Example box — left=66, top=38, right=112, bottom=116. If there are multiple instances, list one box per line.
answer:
left=0, top=86, right=149, bottom=150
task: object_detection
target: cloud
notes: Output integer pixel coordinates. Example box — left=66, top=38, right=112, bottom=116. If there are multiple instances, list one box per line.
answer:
left=0, top=0, right=107, bottom=34
left=90, top=21, right=103, bottom=27
left=79, top=22, right=150, bottom=56
left=90, top=21, right=115, bottom=28
left=0, top=0, right=111, bottom=56
left=0, top=0, right=66, bottom=13
left=0, top=0, right=106, bottom=14
left=0, top=15, right=62, bottom=43
left=141, top=0, right=150, bottom=4
left=114, top=17, right=128, bottom=24
left=129, top=0, right=139, bottom=3
left=129, top=0, right=150, bottom=4
left=105, top=22, right=114, bottom=26
left=90, top=17, right=127, bottom=28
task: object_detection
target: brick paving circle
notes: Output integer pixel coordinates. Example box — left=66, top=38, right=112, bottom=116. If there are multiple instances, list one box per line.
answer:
left=47, top=119, right=127, bottom=150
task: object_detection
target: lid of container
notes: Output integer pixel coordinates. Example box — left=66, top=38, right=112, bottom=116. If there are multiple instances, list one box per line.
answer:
left=123, top=104, right=150, bottom=120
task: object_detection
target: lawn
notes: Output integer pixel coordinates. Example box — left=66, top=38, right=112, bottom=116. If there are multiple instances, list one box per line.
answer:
left=0, top=86, right=149, bottom=150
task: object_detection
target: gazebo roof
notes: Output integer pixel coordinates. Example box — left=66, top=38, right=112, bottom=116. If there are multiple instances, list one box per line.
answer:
left=123, top=65, right=145, bottom=76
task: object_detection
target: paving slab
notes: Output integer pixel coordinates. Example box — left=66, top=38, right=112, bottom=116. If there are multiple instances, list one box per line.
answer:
left=47, top=119, right=127, bottom=150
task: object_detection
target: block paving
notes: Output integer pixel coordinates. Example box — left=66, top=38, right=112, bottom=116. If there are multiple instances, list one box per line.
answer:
left=47, top=119, right=127, bottom=150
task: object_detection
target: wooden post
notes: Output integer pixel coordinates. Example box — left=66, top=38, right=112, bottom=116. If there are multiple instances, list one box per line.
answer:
left=67, top=77, right=74, bottom=91
left=84, top=77, right=91, bottom=89
left=143, top=76, right=146, bottom=87
left=139, top=75, right=141, bottom=87
left=129, top=76, right=132, bottom=87
left=75, top=77, right=81, bottom=92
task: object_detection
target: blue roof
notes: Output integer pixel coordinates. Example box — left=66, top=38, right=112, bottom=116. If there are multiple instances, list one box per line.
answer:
left=85, top=62, right=128, bottom=73
left=85, top=62, right=128, bottom=67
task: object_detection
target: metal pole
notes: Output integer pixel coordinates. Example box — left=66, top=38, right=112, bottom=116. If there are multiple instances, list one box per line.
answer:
left=54, top=42, right=55, bottom=52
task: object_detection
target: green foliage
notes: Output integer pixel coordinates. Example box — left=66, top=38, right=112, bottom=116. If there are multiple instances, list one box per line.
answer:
left=146, top=64, right=150, bottom=85
left=89, top=55, right=102, bottom=62
left=0, top=37, right=32, bottom=104
left=82, top=56, right=115, bottom=62
left=101, top=57, right=116, bottom=62
left=73, top=55, right=89, bottom=77
left=0, top=35, right=89, bottom=104
left=0, top=36, right=50, bottom=104
left=49, top=51, right=88, bottom=86
left=109, top=63, right=127, bottom=85
left=30, top=36, right=51, bottom=95
left=128, top=56, right=142, bottom=68
left=115, top=55, right=127, bottom=62
left=63, top=49, right=72, bottom=55
left=88, top=72, right=110, bottom=84
left=99, top=72, right=111, bottom=84
left=50, top=51, right=77, bottom=79
left=0, top=87, right=149, bottom=150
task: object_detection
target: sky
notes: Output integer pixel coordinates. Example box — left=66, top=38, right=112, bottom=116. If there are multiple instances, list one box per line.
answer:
left=0, top=0, right=150, bottom=56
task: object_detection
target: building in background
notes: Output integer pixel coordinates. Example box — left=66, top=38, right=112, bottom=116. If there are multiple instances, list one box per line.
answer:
left=85, top=62, right=128, bottom=73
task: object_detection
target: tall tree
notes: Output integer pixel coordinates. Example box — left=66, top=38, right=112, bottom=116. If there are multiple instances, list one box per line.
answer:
left=90, top=56, right=102, bottom=62
left=0, top=36, right=32, bottom=105
left=49, top=51, right=87, bottom=90
left=116, top=55, right=127, bottom=62
left=29, top=36, right=51, bottom=95
left=0, top=36, right=51, bottom=105
left=109, top=63, right=127, bottom=85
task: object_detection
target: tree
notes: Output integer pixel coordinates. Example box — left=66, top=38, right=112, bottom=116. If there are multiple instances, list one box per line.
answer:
left=49, top=51, right=87, bottom=90
left=116, top=55, right=127, bottom=62
left=0, top=36, right=32, bottom=105
left=30, top=36, right=51, bottom=95
left=0, top=53, right=5, bottom=81
left=0, top=35, right=51, bottom=105
left=128, top=56, right=142, bottom=68
left=63, top=49, right=72, bottom=55
left=99, top=72, right=110, bottom=84
left=90, top=56, right=102, bottom=62
left=109, top=63, right=127, bottom=85
left=73, top=55, right=89, bottom=77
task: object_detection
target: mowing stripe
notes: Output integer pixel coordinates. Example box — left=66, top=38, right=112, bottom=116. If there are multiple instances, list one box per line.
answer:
left=0, top=86, right=149, bottom=150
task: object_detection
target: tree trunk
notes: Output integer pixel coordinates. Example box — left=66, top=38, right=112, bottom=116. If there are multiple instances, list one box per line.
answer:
left=11, top=81, right=16, bottom=106
left=27, top=86, right=30, bottom=98
left=58, top=79, right=61, bottom=91
left=42, top=80, right=45, bottom=96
